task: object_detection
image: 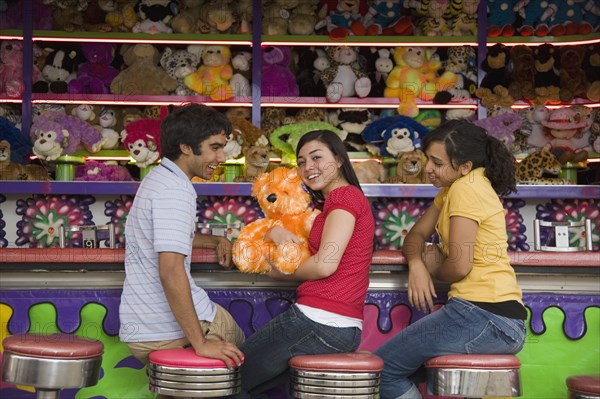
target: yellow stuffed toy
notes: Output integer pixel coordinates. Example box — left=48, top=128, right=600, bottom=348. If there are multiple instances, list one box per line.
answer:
left=232, top=167, right=320, bottom=274
left=184, top=45, right=234, bottom=101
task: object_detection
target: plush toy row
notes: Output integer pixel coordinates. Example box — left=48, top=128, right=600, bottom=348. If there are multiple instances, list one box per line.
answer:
left=3, top=0, right=596, bottom=39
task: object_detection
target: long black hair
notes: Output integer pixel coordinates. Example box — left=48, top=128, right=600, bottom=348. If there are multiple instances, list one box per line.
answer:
left=421, top=119, right=517, bottom=196
left=296, top=130, right=362, bottom=204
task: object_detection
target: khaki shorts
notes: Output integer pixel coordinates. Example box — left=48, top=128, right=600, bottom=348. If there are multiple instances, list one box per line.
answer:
left=127, top=303, right=245, bottom=365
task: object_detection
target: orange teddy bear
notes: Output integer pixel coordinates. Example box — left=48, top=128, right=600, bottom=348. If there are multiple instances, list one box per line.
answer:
left=232, top=167, right=320, bottom=274
left=184, top=45, right=234, bottom=101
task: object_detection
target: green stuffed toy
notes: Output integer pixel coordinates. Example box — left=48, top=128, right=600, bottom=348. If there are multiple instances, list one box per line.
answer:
left=270, top=121, right=342, bottom=165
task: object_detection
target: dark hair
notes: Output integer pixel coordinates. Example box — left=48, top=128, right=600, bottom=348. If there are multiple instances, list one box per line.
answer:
left=421, top=119, right=516, bottom=196
left=296, top=130, right=362, bottom=203
left=160, top=103, right=231, bottom=161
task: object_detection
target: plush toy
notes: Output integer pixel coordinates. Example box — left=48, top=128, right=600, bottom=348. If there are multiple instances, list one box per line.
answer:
left=327, top=108, right=373, bottom=152
left=365, top=48, right=394, bottom=98
left=98, top=107, right=121, bottom=150
left=353, top=160, right=386, bottom=184
left=583, top=0, right=600, bottom=33
left=294, top=47, right=329, bottom=97
left=121, top=107, right=168, bottom=168
left=169, top=0, right=201, bottom=33
left=514, top=105, right=550, bottom=153
left=232, top=167, right=320, bottom=274
left=32, top=45, right=81, bottom=94
left=230, top=51, right=252, bottom=97
left=132, top=0, right=177, bottom=34
left=226, top=117, right=272, bottom=182
left=110, top=44, right=177, bottom=95
left=513, top=0, right=553, bottom=36
left=415, top=0, right=451, bottom=36
left=321, top=45, right=371, bottom=103
left=270, top=121, right=342, bottom=165
left=486, top=0, right=517, bottom=37
left=262, top=2, right=291, bottom=35
left=542, top=106, right=592, bottom=164
left=364, top=0, right=412, bottom=35
left=385, top=46, right=457, bottom=117
left=361, top=115, right=430, bottom=157
left=0, top=40, right=41, bottom=98
left=0, top=139, right=49, bottom=181
left=558, top=45, right=589, bottom=103
left=589, top=108, right=600, bottom=153
left=81, top=0, right=115, bottom=31
left=159, top=46, right=199, bottom=96
left=506, top=45, right=535, bottom=103
left=68, top=42, right=119, bottom=94
left=261, top=107, right=288, bottom=138
left=199, top=1, right=242, bottom=34
left=449, top=0, right=479, bottom=35
left=74, top=160, right=132, bottom=181
left=0, top=116, right=35, bottom=166
left=316, top=0, right=369, bottom=39
left=475, top=43, right=514, bottom=109
left=583, top=43, right=600, bottom=102
left=262, top=46, right=299, bottom=98
left=30, top=111, right=107, bottom=161
left=384, top=149, right=427, bottom=184
left=0, top=0, right=53, bottom=30
left=546, top=0, right=591, bottom=36
left=473, top=112, right=522, bottom=152
left=50, top=1, right=85, bottom=32
left=531, top=43, right=560, bottom=105
left=288, top=3, right=318, bottom=35
left=105, top=0, right=138, bottom=32
left=515, top=147, right=571, bottom=185
left=184, top=45, right=234, bottom=101
left=437, top=46, right=477, bottom=103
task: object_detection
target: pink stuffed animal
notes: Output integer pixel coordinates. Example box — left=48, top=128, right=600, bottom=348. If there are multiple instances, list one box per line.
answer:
left=121, top=107, right=168, bottom=168
left=0, top=40, right=41, bottom=98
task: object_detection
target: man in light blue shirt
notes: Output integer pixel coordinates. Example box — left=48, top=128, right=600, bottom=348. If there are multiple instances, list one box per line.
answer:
left=119, top=103, right=244, bottom=368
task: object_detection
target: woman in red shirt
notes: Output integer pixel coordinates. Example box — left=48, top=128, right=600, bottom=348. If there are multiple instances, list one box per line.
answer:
left=238, top=129, right=375, bottom=396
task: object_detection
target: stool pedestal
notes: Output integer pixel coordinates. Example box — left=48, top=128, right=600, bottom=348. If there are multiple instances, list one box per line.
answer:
left=425, top=354, right=521, bottom=398
left=567, top=375, right=600, bottom=399
left=148, top=348, right=242, bottom=398
left=288, top=352, right=384, bottom=399
left=1, top=333, right=104, bottom=399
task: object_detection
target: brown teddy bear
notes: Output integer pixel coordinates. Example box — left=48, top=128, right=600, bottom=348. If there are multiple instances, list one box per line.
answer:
left=232, top=167, right=320, bottom=275
left=0, top=140, right=49, bottom=181
left=558, top=45, right=589, bottom=103
left=385, top=150, right=427, bottom=184
left=110, top=44, right=177, bottom=95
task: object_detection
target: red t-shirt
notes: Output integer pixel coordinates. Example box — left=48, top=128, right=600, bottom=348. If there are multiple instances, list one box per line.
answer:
left=296, top=185, right=375, bottom=319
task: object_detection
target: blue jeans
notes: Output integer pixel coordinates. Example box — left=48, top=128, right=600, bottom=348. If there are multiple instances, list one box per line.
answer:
left=373, top=297, right=526, bottom=399
left=238, top=304, right=362, bottom=396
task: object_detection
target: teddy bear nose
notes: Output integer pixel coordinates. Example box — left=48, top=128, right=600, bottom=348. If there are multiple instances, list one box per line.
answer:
left=267, top=194, right=277, bottom=203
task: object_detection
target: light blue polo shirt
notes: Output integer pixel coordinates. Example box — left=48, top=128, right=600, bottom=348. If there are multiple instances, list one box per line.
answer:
left=119, top=157, right=216, bottom=342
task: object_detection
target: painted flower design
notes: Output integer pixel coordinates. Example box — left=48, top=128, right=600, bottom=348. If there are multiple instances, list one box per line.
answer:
left=503, top=198, right=529, bottom=251
left=15, top=195, right=95, bottom=248
left=104, top=195, right=133, bottom=247
left=372, top=198, right=431, bottom=250
left=535, top=199, right=600, bottom=250
left=197, top=196, right=263, bottom=231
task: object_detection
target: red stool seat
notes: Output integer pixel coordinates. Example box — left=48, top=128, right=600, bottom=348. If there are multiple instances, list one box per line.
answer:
left=425, top=354, right=521, bottom=369
left=3, top=333, right=104, bottom=359
left=147, top=348, right=242, bottom=398
left=425, top=354, right=522, bottom=398
left=289, top=353, right=383, bottom=398
left=149, top=348, right=235, bottom=369
left=289, top=352, right=384, bottom=373
left=567, top=375, right=600, bottom=398
left=2, top=333, right=103, bottom=399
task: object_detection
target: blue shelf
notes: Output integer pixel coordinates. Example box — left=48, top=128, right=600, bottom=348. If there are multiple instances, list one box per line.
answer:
left=1, top=182, right=599, bottom=199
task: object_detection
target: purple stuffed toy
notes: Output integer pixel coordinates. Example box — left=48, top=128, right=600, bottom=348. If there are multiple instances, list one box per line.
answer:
left=74, top=160, right=133, bottom=181
left=261, top=46, right=299, bottom=98
left=68, top=43, right=119, bottom=94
